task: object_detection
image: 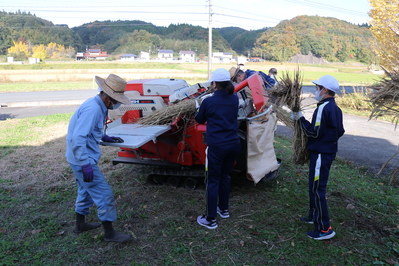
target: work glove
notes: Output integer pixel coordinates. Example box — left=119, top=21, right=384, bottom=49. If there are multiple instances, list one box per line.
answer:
left=195, top=99, right=200, bottom=109
left=82, top=163, right=94, bottom=182
left=290, top=111, right=303, bottom=121
left=102, top=135, right=124, bottom=143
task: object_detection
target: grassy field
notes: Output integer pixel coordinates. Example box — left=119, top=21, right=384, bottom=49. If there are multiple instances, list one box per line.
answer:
left=1, top=113, right=399, bottom=265
left=0, top=61, right=383, bottom=92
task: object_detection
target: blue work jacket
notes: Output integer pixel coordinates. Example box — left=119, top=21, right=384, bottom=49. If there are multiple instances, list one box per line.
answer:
left=195, top=89, right=239, bottom=146
left=244, top=69, right=276, bottom=88
left=66, top=95, right=107, bottom=166
left=299, top=97, right=345, bottom=154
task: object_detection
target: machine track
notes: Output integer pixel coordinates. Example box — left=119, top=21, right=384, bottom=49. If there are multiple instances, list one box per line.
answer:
left=147, top=169, right=205, bottom=190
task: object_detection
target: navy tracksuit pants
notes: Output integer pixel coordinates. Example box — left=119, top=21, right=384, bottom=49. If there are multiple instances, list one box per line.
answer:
left=205, top=140, right=240, bottom=219
left=308, top=152, right=336, bottom=231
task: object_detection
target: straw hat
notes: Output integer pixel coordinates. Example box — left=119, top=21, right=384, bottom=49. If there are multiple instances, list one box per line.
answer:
left=229, top=67, right=239, bottom=80
left=95, top=74, right=131, bottom=105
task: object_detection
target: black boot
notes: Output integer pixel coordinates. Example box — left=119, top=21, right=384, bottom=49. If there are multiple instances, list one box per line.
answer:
left=102, top=221, right=132, bottom=243
left=74, top=213, right=101, bottom=234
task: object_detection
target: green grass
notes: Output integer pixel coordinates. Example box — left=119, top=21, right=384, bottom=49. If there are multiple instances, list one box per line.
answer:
left=0, top=114, right=399, bottom=265
left=0, top=81, right=93, bottom=92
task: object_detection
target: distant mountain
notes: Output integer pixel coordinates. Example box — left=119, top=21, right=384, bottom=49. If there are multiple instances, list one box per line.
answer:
left=252, top=15, right=374, bottom=63
left=216, top=27, right=268, bottom=55
left=0, top=12, right=375, bottom=64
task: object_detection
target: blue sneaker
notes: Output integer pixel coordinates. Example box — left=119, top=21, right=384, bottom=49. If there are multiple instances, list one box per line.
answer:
left=300, top=216, right=314, bottom=224
left=197, top=215, right=218, bottom=229
left=217, top=207, right=230, bottom=218
left=307, top=226, right=336, bottom=240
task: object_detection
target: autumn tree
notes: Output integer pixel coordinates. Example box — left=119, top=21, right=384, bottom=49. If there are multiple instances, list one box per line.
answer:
left=7, top=40, right=29, bottom=60
left=368, top=0, right=399, bottom=72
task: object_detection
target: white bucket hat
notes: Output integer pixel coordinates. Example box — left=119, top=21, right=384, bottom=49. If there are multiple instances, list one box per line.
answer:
left=95, top=74, right=131, bottom=105
left=311, top=75, right=340, bottom=93
left=209, top=68, right=231, bottom=82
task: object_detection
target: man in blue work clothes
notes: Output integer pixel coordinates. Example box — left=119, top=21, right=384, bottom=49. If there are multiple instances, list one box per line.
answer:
left=66, top=73, right=132, bottom=243
left=229, top=66, right=276, bottom=89
left=291, top=75, right=345, bottom=240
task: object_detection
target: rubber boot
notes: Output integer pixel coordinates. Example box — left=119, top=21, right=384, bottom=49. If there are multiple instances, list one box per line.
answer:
left=102, top=221, right=132, bottom=243
left=73, top=213, right=101, bottom=234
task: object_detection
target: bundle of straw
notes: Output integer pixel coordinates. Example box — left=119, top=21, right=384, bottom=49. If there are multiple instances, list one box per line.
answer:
left=369, top=68, right=399, bottom=128
left=268, top=69, right=309, bottom=165
left=369, top=68, right=399, bottom=184
left=136, top=98, right=197, bottom=125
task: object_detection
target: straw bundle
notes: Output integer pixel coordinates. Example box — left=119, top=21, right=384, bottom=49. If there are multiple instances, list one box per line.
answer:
left=136, top=98, right=197, bottom=125
left=369, top=68, right=399, bottom=128
left=369, top=68, right=399, bottom=184
left=268, top=69, right=309, bottom=165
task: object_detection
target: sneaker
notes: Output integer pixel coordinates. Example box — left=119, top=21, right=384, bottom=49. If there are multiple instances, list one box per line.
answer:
left=307, top=226, right=336, bottom=240
left=217, top=207, right=230, bottom=218
left=197, top=215, right=218, bottom=229
left=300, top=216, right=314, bottom=224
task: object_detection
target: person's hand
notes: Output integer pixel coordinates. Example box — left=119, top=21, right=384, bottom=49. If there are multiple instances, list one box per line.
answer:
left=82, top=163, right=94, bottom=182
left=102, top=135, right=124, bottom=143
left=195, top=99, right=200, bottom=109
left=290, top=111, right=303, bottom=121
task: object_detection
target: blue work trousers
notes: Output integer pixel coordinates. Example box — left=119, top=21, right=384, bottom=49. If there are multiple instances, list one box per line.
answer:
left=69, top=163, right=117, bottom=222
left=206, top=140, right=240, bottom=219
left=307, top=152, right=336, bottom=231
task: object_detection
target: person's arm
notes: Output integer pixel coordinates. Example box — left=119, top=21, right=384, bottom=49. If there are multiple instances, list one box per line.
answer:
left=71, top=105, right=100, bottom=165
left=195, top=99, right=208, bottom=124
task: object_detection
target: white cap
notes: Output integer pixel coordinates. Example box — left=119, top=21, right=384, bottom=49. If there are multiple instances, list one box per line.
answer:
left=209, top=68, right=231, bottom=82
left=311, top=75, right=340, bottom=93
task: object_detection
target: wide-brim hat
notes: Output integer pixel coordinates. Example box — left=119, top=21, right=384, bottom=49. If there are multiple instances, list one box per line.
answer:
left=95, top=74, right=131, bottom=105
left=229, top=67, right=239, bottom=80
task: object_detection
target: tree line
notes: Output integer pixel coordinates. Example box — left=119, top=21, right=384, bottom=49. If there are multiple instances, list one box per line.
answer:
left=1, top=11, right=377, bottom=64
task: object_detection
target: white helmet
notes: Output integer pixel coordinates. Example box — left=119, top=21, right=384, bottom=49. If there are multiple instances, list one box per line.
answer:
left=311, top=75, right=340, bottom=93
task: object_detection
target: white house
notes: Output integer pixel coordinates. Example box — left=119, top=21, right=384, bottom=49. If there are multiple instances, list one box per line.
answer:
left=139, top=51, right=150, bottom=61
left=179, top=51, right=196, bottom=63
left=120, top=54, right=137, bottom=61
left=212, top=52, right=233, bottom=63
left=158, top=49, right=174, bottom=61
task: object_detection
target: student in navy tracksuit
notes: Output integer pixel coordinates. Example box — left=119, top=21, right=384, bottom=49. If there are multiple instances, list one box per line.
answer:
left=291, top=75, right=345, bottom=240
left=195, top=68, right=241, bottom=229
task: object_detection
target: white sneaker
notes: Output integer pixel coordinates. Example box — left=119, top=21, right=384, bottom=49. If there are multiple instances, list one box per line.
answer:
left=197, top=215, right=218, bottom=229
left=217, top=207, right=230, bottom=218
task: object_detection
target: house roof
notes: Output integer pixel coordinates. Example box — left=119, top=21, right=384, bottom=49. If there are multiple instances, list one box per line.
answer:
left=179, top=51, right=196, bottom=54
left=158, top=49, right=173, bottom=53
left=120, top=54, right=137, bottom=57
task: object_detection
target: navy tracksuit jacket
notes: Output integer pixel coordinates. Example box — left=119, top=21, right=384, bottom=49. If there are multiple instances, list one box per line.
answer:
left=299, top=97, right=345, bottom=231
left=195, top=89, right=240, bottom=219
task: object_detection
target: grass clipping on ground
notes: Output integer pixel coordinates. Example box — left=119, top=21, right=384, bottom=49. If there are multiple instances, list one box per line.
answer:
left=369, top=68, right=399, bottom=184
left=268, top=69, right=309, bottom=165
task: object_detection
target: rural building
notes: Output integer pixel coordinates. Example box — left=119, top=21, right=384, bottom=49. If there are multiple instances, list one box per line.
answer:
left=212, top=52, right=233, bottom=63
left=158, top=49, right=174, bottom=61
left=120, top=53, right=137, bottom=61
left=139, top=51, right=150, bottom=60
left=179, top=51, right=196, bottom=62
left=76, top=49, right=108, bottom=60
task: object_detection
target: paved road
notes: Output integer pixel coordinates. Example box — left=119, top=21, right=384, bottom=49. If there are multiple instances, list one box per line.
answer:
left=1, top=88, right=398, bottom=175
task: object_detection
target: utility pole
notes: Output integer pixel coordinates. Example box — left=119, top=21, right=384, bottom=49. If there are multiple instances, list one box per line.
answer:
left=208, top=0, right=213, bottom=79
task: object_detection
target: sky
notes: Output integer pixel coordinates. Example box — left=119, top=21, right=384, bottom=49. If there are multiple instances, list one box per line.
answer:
left=1, top=0, right=371, bottom=30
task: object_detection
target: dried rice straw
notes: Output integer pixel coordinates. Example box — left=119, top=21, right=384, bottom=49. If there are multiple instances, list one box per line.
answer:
left=369, top=68, right=399, bottom=184
left=136, top=98, right=197, bottom=125
left=268, top=68, right=309, bottom=165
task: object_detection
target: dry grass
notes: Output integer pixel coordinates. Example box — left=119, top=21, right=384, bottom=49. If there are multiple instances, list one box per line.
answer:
left=268, top=69, right=309, bottom=165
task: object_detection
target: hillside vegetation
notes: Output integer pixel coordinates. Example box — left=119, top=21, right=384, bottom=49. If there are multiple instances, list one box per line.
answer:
left=1, top=11, right=376, bottom=64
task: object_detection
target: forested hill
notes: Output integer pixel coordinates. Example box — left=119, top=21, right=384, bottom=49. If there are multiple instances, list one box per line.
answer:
left=72, top=21, right=233, bottom=56
left=0, top=12, right=375, bottom=63
left=252, top=15, right=374, bottom=63
left=215, top=27, right=267, bottom=56
left=0, top=11, right=82, bottom=54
